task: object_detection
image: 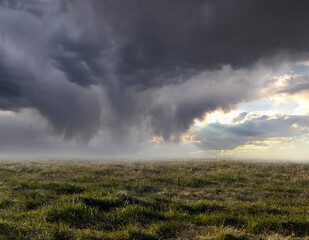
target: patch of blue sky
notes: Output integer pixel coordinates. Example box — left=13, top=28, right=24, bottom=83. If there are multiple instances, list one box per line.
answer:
left=237, top=98, right=301, bottom=116
left=237, top=100, right=274, bottom=113
left=294, top=64, right=309, bottom=76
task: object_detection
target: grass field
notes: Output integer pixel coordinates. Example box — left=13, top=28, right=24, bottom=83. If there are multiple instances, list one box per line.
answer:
left=0, top=160, right=308, bottom=240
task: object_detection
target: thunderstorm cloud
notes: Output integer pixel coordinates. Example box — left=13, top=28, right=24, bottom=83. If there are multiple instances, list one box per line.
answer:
left=0, top=0, right=309, bottom=158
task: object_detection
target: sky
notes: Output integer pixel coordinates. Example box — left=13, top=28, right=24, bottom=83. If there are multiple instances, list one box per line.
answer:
left=0, top=0, right=309, bottom=160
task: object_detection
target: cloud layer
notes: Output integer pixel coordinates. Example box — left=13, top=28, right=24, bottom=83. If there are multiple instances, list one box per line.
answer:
left=193, top=113, right=309, bottom=151
left=1, top=0, right=309, bottom=156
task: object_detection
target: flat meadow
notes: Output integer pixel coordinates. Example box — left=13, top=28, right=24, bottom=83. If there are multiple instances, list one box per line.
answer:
left=0, top=160, right=308, bottom=239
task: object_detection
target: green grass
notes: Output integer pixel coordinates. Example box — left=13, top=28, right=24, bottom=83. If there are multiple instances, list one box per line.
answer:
left=0, top=160, right=308, bottom=239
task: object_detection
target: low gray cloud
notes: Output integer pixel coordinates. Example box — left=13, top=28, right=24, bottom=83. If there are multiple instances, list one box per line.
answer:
left=194, top=114, right=309, bottom=150
left=278, top=76, right=309, bottom=95
left=0, top=0, right=309, bottom=155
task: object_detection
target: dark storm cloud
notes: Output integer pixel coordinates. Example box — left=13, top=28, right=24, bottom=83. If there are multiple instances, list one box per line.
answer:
left=194, top=114, right=309, bottom=150
left=146, top=67, right=260, bottom=139
left=0, top=0, right=309, bottom=146
left=0, top=2, right=102, bottom=140
left=50, top=0, right=309, bottom=89
left=51, top=39, right=105, bottom=87
left=0, top=51, right=32, bottom=110
left=87, top=0, right=309, bottom=88
left=0, top=62, right=23, bottom=104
